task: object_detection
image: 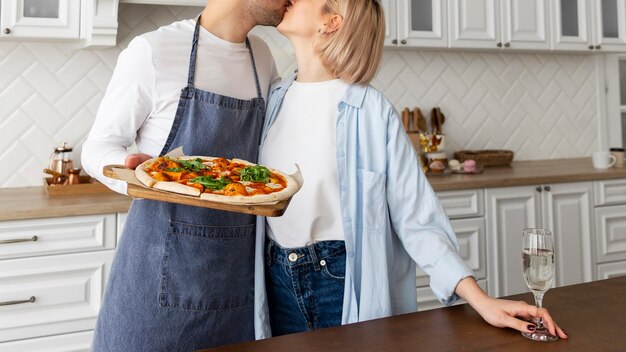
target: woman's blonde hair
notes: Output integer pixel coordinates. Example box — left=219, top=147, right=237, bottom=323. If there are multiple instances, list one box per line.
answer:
left=314, top=0, right=385, bottom=85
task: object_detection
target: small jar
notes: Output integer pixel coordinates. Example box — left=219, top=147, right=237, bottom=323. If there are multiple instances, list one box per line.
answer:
left=68, top=168, right=82, bottom=185
left=426, top=151, right=448, bottom=168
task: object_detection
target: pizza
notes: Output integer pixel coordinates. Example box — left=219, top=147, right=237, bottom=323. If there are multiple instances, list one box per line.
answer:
left=135, top=156, right=299, bottom=204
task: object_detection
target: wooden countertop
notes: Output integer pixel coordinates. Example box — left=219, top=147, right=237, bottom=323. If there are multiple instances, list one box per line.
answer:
left=202, top=276, right=626, bottom=352
left=1, top=158, right=624, bottom=221
left=0, top=186, right=131, bottom=221
left=428, top=157, right=626, bottom=191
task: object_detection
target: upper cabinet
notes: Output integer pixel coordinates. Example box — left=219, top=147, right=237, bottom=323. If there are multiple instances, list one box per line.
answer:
left=552, top=0, right=626, bottom=52
left=448, top=0, right=549, bottom=50
left=0, top=0, right=80, bottom=39
left=385, top=0, right=626, bottom=52
left=397, top=0, right=447, bottom=47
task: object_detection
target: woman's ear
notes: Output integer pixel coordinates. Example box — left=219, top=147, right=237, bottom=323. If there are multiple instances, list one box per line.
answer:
left=325, top=14, right=343, bottom=34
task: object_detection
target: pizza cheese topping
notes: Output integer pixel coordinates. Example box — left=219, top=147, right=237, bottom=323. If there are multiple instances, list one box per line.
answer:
left=144, top=157, right=287, bottom=196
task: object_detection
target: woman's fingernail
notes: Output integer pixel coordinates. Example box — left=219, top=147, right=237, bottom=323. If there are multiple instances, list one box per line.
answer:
left=562, top=329, right=568, bottom=335
left=527, top=325, right=536, bottom=332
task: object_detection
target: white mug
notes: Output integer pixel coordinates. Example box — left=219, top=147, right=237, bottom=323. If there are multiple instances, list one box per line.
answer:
left=592, top=151, right=616, bottom=169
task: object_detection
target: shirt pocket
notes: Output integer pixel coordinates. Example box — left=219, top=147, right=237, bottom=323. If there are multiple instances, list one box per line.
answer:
left=159, top=221, right=255, bottom=311
left=357, top=169, right=387, bottom=235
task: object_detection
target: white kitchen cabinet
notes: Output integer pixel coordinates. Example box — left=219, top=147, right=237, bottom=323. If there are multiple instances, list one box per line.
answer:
left=416, top=189, right=487, bottom=311
left=0, top=330, right=93, bottom=352
left=593, top=179, right=626, bottom=278
left=0, top=213, right=123, bottom=348
left=385, top=0, right=448, bottom=48
left=552, top=0, right=626, bottom=52
left=449, top=0, right=549, bottom=50
left=0, top=0, right=80, bottom=40
left=485, top=182, right=593, bottom=297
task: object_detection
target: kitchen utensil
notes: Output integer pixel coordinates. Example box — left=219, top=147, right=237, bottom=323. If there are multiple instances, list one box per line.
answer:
left=68, top=168, right=82, bottom=185
left=413, top=107, right=427, bottom=133
left=436, top=107, right=445, bottom=135
left=401, top=108, right=411, bottom=132
left=48, top=142, right=73, bottom=175
left=43, top=168, right=67, bottom=185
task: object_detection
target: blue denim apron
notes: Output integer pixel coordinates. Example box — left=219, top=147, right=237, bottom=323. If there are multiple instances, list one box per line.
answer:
left=92, top=19, right=265, bottom=352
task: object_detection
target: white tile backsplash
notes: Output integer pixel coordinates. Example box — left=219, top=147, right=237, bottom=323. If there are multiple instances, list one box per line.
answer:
left=0, top=4, right=599, bottom=188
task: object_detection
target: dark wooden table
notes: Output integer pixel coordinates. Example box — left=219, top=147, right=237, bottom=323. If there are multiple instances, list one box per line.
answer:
left=201, top=276, right=626, bottom=351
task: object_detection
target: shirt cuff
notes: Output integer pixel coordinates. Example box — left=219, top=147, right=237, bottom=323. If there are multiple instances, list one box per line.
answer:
left=428, top=251, right=475, bottom=306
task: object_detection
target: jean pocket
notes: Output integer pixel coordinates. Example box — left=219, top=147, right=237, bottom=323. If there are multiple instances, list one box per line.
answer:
left=321, top=251, right=347, bottom=280
left=357, top=169, right=387, bottom=235
left=159, top=221, right=255, bottom=311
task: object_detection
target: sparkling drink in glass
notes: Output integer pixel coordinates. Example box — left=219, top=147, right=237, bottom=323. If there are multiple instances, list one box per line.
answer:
left=521, top=228, right=558, bottom=342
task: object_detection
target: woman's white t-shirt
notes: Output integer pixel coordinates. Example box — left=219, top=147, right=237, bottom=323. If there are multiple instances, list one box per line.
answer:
left=262, top=79, right=349, bottom=248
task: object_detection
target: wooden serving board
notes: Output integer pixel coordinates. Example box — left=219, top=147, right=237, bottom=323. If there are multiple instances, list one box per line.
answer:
left=103, top=165, right=290, bottom=217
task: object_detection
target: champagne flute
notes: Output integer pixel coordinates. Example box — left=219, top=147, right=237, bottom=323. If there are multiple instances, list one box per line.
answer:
left=521, top=228, right=558, bottom=342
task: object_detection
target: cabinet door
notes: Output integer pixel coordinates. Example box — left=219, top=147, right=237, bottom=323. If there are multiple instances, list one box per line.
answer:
left=381, top=0, right=397, bottom=46
left=449, top=0, right=500, bottom=49
left=0, top=330, right=93, bottom=352
left=0, top=0, right=80, bottom=39
left=485, top=185, right=541, bottom=297
left=551, top=0, right=594, bottom=51
left=0, top=250, right=113, bottom=342
left=416, top=217, right=487, bottom=286
left=541, top=182, right=594, bottom=286
left=501, top=0, right=550, bottom=50
left=595, top=204, right=626, bottom=263
left=597, top=261, right=626, bottom=279
left=398, top=0, right=447, bottom=47
left=592, top=0, right=626, bottom=52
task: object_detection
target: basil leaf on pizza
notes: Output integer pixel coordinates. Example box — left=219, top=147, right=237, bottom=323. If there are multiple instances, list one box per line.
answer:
left=135, top=155, right=299, bottom=204
left=240, top=165, right=271, bottom=183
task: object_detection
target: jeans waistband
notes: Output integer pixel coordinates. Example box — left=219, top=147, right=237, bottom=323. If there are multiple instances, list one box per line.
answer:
left=266, top=239, right=346, bottom=268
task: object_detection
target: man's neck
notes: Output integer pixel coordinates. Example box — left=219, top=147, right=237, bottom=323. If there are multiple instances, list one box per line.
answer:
left=200, top=3, right=254, bottom=43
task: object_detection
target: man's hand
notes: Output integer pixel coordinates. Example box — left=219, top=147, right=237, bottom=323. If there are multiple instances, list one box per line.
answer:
left=125, top=153, right=152, bottom=170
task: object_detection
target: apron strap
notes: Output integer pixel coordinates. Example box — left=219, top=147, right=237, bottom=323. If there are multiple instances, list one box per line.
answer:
left=188, top=16, right=263, bottom=100
left=186, top=16, right=202, bottom=88
left=245, top=38, right=264, bottom=100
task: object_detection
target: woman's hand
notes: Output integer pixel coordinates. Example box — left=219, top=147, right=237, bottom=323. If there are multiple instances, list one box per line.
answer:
left=125, top=153, right=152, bottom=169
left=455, top=277, right=568, bottom=339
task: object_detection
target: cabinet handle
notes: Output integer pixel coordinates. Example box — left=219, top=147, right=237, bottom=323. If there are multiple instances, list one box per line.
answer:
left=497, top=42, right=503, bottom=48
left=0, top=296, right=36, bottom=307
left=543, top=186, right=551, bottom=192
left=3, top=28, right=10, bottom=35
left=595, top=45, right=601, bottom=50
left=588, top=45, right=594, bottom=50
left=392, top=39, right=397, bottom=44
left=504, top=42, right=511, bottom=48
left=0, top=235, right=38, bottom=245
left=536, top=186, right=542, bottom=192
left=400, top=39, right=407, bottom=45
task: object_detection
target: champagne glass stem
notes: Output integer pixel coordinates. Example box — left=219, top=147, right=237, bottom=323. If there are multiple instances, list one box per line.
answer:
left=532, top=290, right=545, bottom=328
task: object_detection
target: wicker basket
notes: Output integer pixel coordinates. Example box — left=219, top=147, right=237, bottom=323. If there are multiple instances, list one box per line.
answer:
left=453, top=150, right=514, bottom=167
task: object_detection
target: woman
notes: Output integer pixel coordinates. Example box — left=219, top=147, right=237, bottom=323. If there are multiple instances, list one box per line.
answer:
left=252, top=0, right=568, bottom=340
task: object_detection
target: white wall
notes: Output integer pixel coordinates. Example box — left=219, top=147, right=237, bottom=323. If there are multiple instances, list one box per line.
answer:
left=0, top=4, right=598, bottom=188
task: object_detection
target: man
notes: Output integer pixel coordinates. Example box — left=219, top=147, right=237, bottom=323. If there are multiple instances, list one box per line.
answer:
left=82, top=1, right=286, bottom=350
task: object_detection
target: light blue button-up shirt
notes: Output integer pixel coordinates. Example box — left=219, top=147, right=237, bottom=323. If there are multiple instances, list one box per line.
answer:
left=254, top=75, right=474, bottom=339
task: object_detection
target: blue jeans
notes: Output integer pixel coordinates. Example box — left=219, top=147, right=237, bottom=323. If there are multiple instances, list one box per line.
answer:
left=265, top=239, right=346, bottom=336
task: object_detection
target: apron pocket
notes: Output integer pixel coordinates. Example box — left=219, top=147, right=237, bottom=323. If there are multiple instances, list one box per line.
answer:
left=159, top=221, right=255, bottom=311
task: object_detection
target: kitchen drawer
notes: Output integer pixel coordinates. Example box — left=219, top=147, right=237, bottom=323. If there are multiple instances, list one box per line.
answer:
left=0, top=330, right=93, bottom=352
left=436, top=189, right=484, bottom=219
left=595, top=205, right=626, bottom=263
left=596, top=262, right=626, bottom=280
left=417, top=279, right=487, bottom=312
left=417, top=217, right=486, bottom=287
left=594, top=179, right=626, bottom=206
left=117, top=212, right=128, bottom=243
left=0, top=250, right=113, bottom=343
left=0, top=214, right=116, bottom=260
